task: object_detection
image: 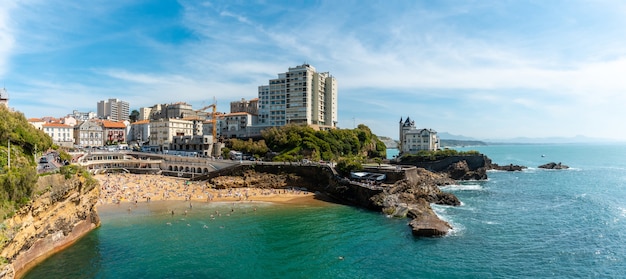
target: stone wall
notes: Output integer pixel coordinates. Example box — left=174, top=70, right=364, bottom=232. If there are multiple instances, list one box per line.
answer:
left=403, top=155, right=490, bottom=172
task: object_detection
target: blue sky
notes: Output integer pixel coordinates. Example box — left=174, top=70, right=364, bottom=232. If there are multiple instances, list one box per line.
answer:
left=2, top=0, right=626, bottom=141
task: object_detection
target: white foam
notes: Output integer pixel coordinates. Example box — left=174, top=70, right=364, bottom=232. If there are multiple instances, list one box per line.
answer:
left=440, top=184, right=484, bottom=191
left=431, top=203, right=465, bottom=237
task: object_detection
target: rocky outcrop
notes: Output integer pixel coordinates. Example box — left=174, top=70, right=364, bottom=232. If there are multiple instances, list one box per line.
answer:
left=446, top=160, right=488, bottom=180
left=370, top=168, right=458, bottom=237
left=401, top=154, right=490, bottom=180
left=490, top=163, right=527, bottom=171
left=211, top=170, right=308, bottom=189
left=408, top=199, right=452, bottom=237
left=0, top=174, right=100, bottom=279
left=205, top=165, right=460, bottom=237
left=538, top=162, right=569, bottom=169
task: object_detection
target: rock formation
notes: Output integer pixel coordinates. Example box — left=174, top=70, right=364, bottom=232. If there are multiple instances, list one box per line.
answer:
left=490, top=163, right=527, bottom=171
left=538, top=162, right=569, bottom=169
left=446, top=160, right=488, bottom=180
left=370, top=168, right=458, bottom=236
left=0, top=174, right=100, bottom=279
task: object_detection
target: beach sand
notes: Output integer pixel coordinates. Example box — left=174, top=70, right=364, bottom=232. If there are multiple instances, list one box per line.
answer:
left=94, top=173, right=329, bottom=207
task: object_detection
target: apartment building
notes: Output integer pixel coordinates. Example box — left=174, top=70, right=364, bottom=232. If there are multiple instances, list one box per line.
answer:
left=97, top=98, right=130, bottom=121
left=101, top=120, right=127, bottom=145
left=74, top=120, right=104, bottom=147
left=42, top=123, right=74, bottom=147
left=149, top=118, right=194, bottom=151
left=257, top=64, right=337, bottom=130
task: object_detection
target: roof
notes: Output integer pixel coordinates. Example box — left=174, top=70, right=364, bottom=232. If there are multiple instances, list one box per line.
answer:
left=133, top=120, right=150, bottom=125
left=42, top=123, right=72, bottom=128
left=28, top=118, right=45, bottom=122
left=101, top=120, right=127, bottom=128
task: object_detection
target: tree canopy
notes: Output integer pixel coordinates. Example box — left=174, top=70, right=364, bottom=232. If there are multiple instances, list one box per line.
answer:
left=224, top=124, right=386, bottom=162
left=0, top=106, right=54, bottom=218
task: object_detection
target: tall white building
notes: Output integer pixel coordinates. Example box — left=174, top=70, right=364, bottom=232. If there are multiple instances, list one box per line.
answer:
left=258, top=64, right=337, bottom=130
left=97, top=98, right=130, bottom=121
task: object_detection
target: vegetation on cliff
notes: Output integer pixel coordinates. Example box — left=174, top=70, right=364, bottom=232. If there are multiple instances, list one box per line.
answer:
left=399, top=149, right=480, bottom=162
left=224, top=124, right=387, bottom=164
left=0, top=106, right=53, bottom=218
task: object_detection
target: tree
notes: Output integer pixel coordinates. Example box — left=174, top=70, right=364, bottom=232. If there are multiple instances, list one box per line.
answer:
left=129, top=110, right=140, bottom=123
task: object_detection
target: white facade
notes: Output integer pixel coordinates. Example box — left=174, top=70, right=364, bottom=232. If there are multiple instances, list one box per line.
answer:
left=399, top=117, right=440, bottom=153
left=149, top=118, right=193, bottom=150
left=43, top=123, right=75, bottom=147
left=139, top=107, right=152, bottom=121
left=72, top=110, right=96, bottom=121
left=74, top=120, right=104, bottom=147
left=129, top=120, right=150, bottom=143
left=258, top=64, right=337, bottom=129
left=221, top=112, right=256, bottom=138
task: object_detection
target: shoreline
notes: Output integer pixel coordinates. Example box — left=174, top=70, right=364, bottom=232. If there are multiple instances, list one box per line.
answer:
left=95, top=173, right=333, bottom=210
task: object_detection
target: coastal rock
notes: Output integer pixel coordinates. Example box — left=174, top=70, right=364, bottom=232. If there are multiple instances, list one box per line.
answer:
left=446, top=160, right=488, bottom=180
left=0, top=174, right=100, bottom=279
left=538, top=162, right=569, bottom=169
left=371, top=169, right=459, bottom=237
left=490, top=163, right=527, bottom=171
left=407, top=200, right=452, bottom=237
left=210, top=170, right=306, bottom=189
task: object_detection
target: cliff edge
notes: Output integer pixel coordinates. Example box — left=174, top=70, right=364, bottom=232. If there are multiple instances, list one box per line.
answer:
left=0, top=173, right=100, bottom=279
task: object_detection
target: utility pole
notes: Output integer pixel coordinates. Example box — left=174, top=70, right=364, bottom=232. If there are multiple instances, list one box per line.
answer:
left=7, top=139, right=10, bottom=169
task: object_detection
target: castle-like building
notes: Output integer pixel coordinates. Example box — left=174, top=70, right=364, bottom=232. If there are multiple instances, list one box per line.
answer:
left=399, top=117, right=440, bottom=154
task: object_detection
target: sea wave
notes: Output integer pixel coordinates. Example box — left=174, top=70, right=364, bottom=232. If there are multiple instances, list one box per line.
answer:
left=440, top=184, right=484, bottom=191
left=431, top=203, right=465, bottom=237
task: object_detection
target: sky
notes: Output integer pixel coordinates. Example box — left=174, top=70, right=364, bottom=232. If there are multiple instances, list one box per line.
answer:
left=1, top=0, right=626, bottom=141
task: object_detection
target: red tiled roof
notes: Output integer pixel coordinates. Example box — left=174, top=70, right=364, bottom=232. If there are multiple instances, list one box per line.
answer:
left=101, top=120, right=127, bottom=128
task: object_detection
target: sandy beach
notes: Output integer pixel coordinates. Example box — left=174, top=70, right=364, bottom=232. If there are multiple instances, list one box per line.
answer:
left=95, top=173, right=323, bottom=206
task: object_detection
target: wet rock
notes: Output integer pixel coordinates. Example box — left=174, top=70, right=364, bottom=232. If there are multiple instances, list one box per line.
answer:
left=538, top=162, right=569, bottom=169
left=490, top=163, right=527, bottom=171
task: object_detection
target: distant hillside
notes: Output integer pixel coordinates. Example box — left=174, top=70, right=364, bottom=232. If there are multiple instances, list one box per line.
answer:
left=438, top=132, right=478, bottom=141
left=378, top=136, right=398, bottom=149
left=440, top=139, right=487, bottom=147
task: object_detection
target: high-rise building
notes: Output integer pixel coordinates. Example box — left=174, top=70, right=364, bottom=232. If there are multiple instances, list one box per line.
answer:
left=257, top=64, right=337, bottom=129
left=97, top=98, right=130, bottom=121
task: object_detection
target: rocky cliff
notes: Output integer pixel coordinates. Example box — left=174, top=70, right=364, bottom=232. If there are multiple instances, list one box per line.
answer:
left=0, top=174, right=100, bottom=279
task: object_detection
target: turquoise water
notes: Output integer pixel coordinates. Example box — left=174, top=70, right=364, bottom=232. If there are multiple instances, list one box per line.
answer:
left=25, top=144, right=626, bottom=278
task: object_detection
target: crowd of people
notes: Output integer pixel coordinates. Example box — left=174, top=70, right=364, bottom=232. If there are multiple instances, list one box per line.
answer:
left=96, top=173, right=314, bottom=206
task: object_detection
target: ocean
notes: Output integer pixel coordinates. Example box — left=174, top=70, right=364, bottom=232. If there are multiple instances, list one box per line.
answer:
left=24, top=144, right=626, bottom=278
